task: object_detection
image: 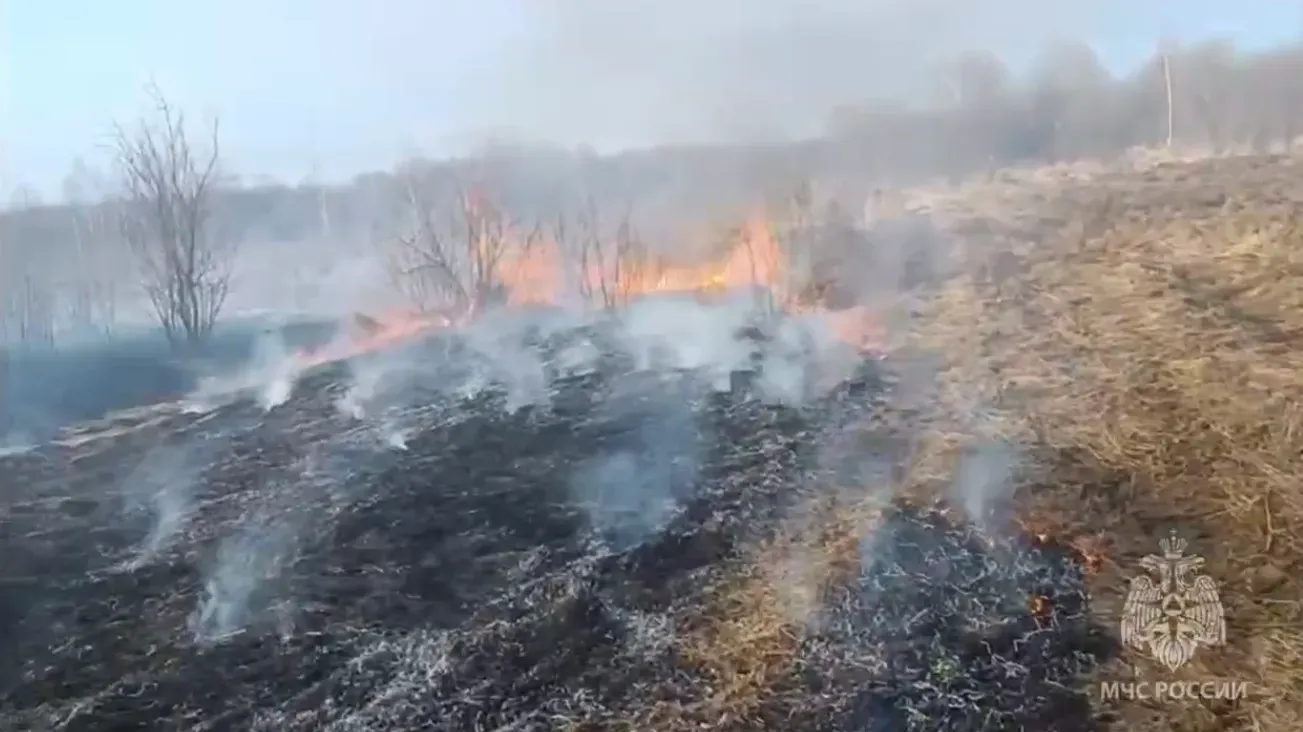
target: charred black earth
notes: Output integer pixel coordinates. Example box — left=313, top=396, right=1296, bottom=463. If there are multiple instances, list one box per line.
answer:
left=0, top=324, right=1116, bottom=732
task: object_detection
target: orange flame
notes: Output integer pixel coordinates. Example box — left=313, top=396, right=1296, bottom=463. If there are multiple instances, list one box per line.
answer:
left=501, top=242, right=565, bottom=307
left=1017, top=518, right=1106, bottom=575
left=294, top=212, right=886, bottom=368
left=293, top=307, right=452, bottom=368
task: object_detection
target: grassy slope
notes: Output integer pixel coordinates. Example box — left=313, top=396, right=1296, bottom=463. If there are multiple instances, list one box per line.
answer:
left=676, top=153, right=1303, bottom=732
left=903, top=153, right=1303, bottom=731
left=11, top=154, right=1303, bottom=729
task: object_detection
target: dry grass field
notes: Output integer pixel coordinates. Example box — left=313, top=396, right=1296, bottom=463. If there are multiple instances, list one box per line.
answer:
left=678, top=153, right=1303, bottom=732
left=10, top=151, right=1303, bottom=732
left=912, top=153, right=1303, bottom=731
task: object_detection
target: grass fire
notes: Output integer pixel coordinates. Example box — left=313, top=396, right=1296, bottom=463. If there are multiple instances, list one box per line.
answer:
left=7, top=18, right=1303, bottom=732
left=9, top=149, right=1303, bottom=732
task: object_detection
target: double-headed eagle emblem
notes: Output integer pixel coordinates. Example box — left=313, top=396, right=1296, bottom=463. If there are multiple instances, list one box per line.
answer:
left=1121, top=533, right=1226, bottom=671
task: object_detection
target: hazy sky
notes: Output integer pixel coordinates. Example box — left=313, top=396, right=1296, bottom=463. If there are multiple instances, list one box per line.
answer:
left=4, top=1, right=1301, bottom=198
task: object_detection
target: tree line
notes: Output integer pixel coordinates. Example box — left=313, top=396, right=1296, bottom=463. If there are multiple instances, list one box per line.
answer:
left=826, top=38, right=1303, bottom=177
left=5, top=36, right=1303, bottom=350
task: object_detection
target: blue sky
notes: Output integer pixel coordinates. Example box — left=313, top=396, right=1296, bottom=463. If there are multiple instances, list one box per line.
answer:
left=3, top=1, right=532, bottom=197
left=3, top=1, right=1301, bottom=199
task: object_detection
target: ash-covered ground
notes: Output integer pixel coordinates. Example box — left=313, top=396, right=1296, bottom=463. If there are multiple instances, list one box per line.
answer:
left=0, top=304, right=1116, bottom=732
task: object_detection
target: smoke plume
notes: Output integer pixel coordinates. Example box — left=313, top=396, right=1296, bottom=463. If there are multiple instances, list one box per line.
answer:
left=457, top=0, right=1134, bottom=149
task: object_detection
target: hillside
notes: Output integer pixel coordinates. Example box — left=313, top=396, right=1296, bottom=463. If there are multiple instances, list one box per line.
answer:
left=0, top=301, right=1113, bottom=732
left=10, top=35, right=1303, bottom=341
left=899, top=153, right=1303, bottom=731
left=4, top=153, right=1303, bottom=732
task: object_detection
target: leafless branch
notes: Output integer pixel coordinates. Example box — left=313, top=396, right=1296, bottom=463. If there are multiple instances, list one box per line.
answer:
left=553, top=196, right=661, bottom=310
left=112, top=84, right=231, bottom=349
left=387, top=166, right=536, bottom=319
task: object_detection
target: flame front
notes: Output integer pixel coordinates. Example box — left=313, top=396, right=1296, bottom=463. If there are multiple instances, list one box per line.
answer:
left=297, top=212, right=885, bottom=367
left=294, top=307, right=452, bottom=368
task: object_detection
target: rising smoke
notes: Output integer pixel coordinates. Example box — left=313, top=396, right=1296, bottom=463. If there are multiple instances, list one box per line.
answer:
left=192, top=513, right=298, bottom=642
left=455, top=0, right=1141, bottom=150
left=570, top=371, right=705, bottom=551
left=120, top=440, right=213, bottom=568
left=1, top=0, right=1110, bottom=695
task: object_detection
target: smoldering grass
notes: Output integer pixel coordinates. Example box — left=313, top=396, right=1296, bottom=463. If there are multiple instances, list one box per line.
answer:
left=191, top=515, right=299, bottom=643
left=117, top=438, right=222, bottom=569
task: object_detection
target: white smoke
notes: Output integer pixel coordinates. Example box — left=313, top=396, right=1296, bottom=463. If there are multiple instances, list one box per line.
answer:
left=0, top=434, right=35, bottom=457
left=119, top=438, right=217, bottom=568
left=191, top=517, right=296, bottom=642
left=185, top=328, right=304, bottom=412
left=950, top=438, right=1022, bottom=532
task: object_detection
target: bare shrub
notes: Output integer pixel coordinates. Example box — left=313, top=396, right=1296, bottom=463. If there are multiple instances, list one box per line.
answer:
left=551, top=197, right=663, bottom=310
left=0, top=233, right=57, bottom=348
left=112, top=86, right=232, bottom=349
left=388, top=167, right=539, bottom=319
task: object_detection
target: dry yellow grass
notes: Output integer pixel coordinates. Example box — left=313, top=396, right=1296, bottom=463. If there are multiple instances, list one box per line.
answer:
left=673, top=153, right=1303, bottom=731
left=646, top=501, right=854, bottom=730
left=904, top=153, right=1303, bottom=731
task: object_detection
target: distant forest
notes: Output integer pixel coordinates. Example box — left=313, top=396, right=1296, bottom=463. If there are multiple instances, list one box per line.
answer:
left=3, top=37, right=1302, bottom=344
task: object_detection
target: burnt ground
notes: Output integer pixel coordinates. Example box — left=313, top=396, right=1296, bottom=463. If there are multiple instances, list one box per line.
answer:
left=0, top=324, right=1116, bottom=732
left=0, top=317, right=340, bottom=442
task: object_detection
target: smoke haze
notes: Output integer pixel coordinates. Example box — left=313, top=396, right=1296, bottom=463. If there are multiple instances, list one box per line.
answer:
left=456, top=0, right=1238, bottom=149
left=9, top=0, right=1287, bottom=192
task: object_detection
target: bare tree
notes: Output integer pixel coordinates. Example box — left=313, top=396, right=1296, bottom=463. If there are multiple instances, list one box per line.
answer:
left=62, top=161, right=122, bottom=337
left=67, top=203, right=122, bottom=337
left=1026, top=41, right=1114, bottom=160
left=0, top=237, right=56, bottom=349
left=552, top=197, right=660, bottom=310
left=1166, top=41, right=1241, bottom=152
left=389, top=166, right=538, bottom=319
left=112, top=87, right=231, bottom=349
left=1250, top=47, right=1303, bottom=150
left=760, top=179, right=820, bottom=312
